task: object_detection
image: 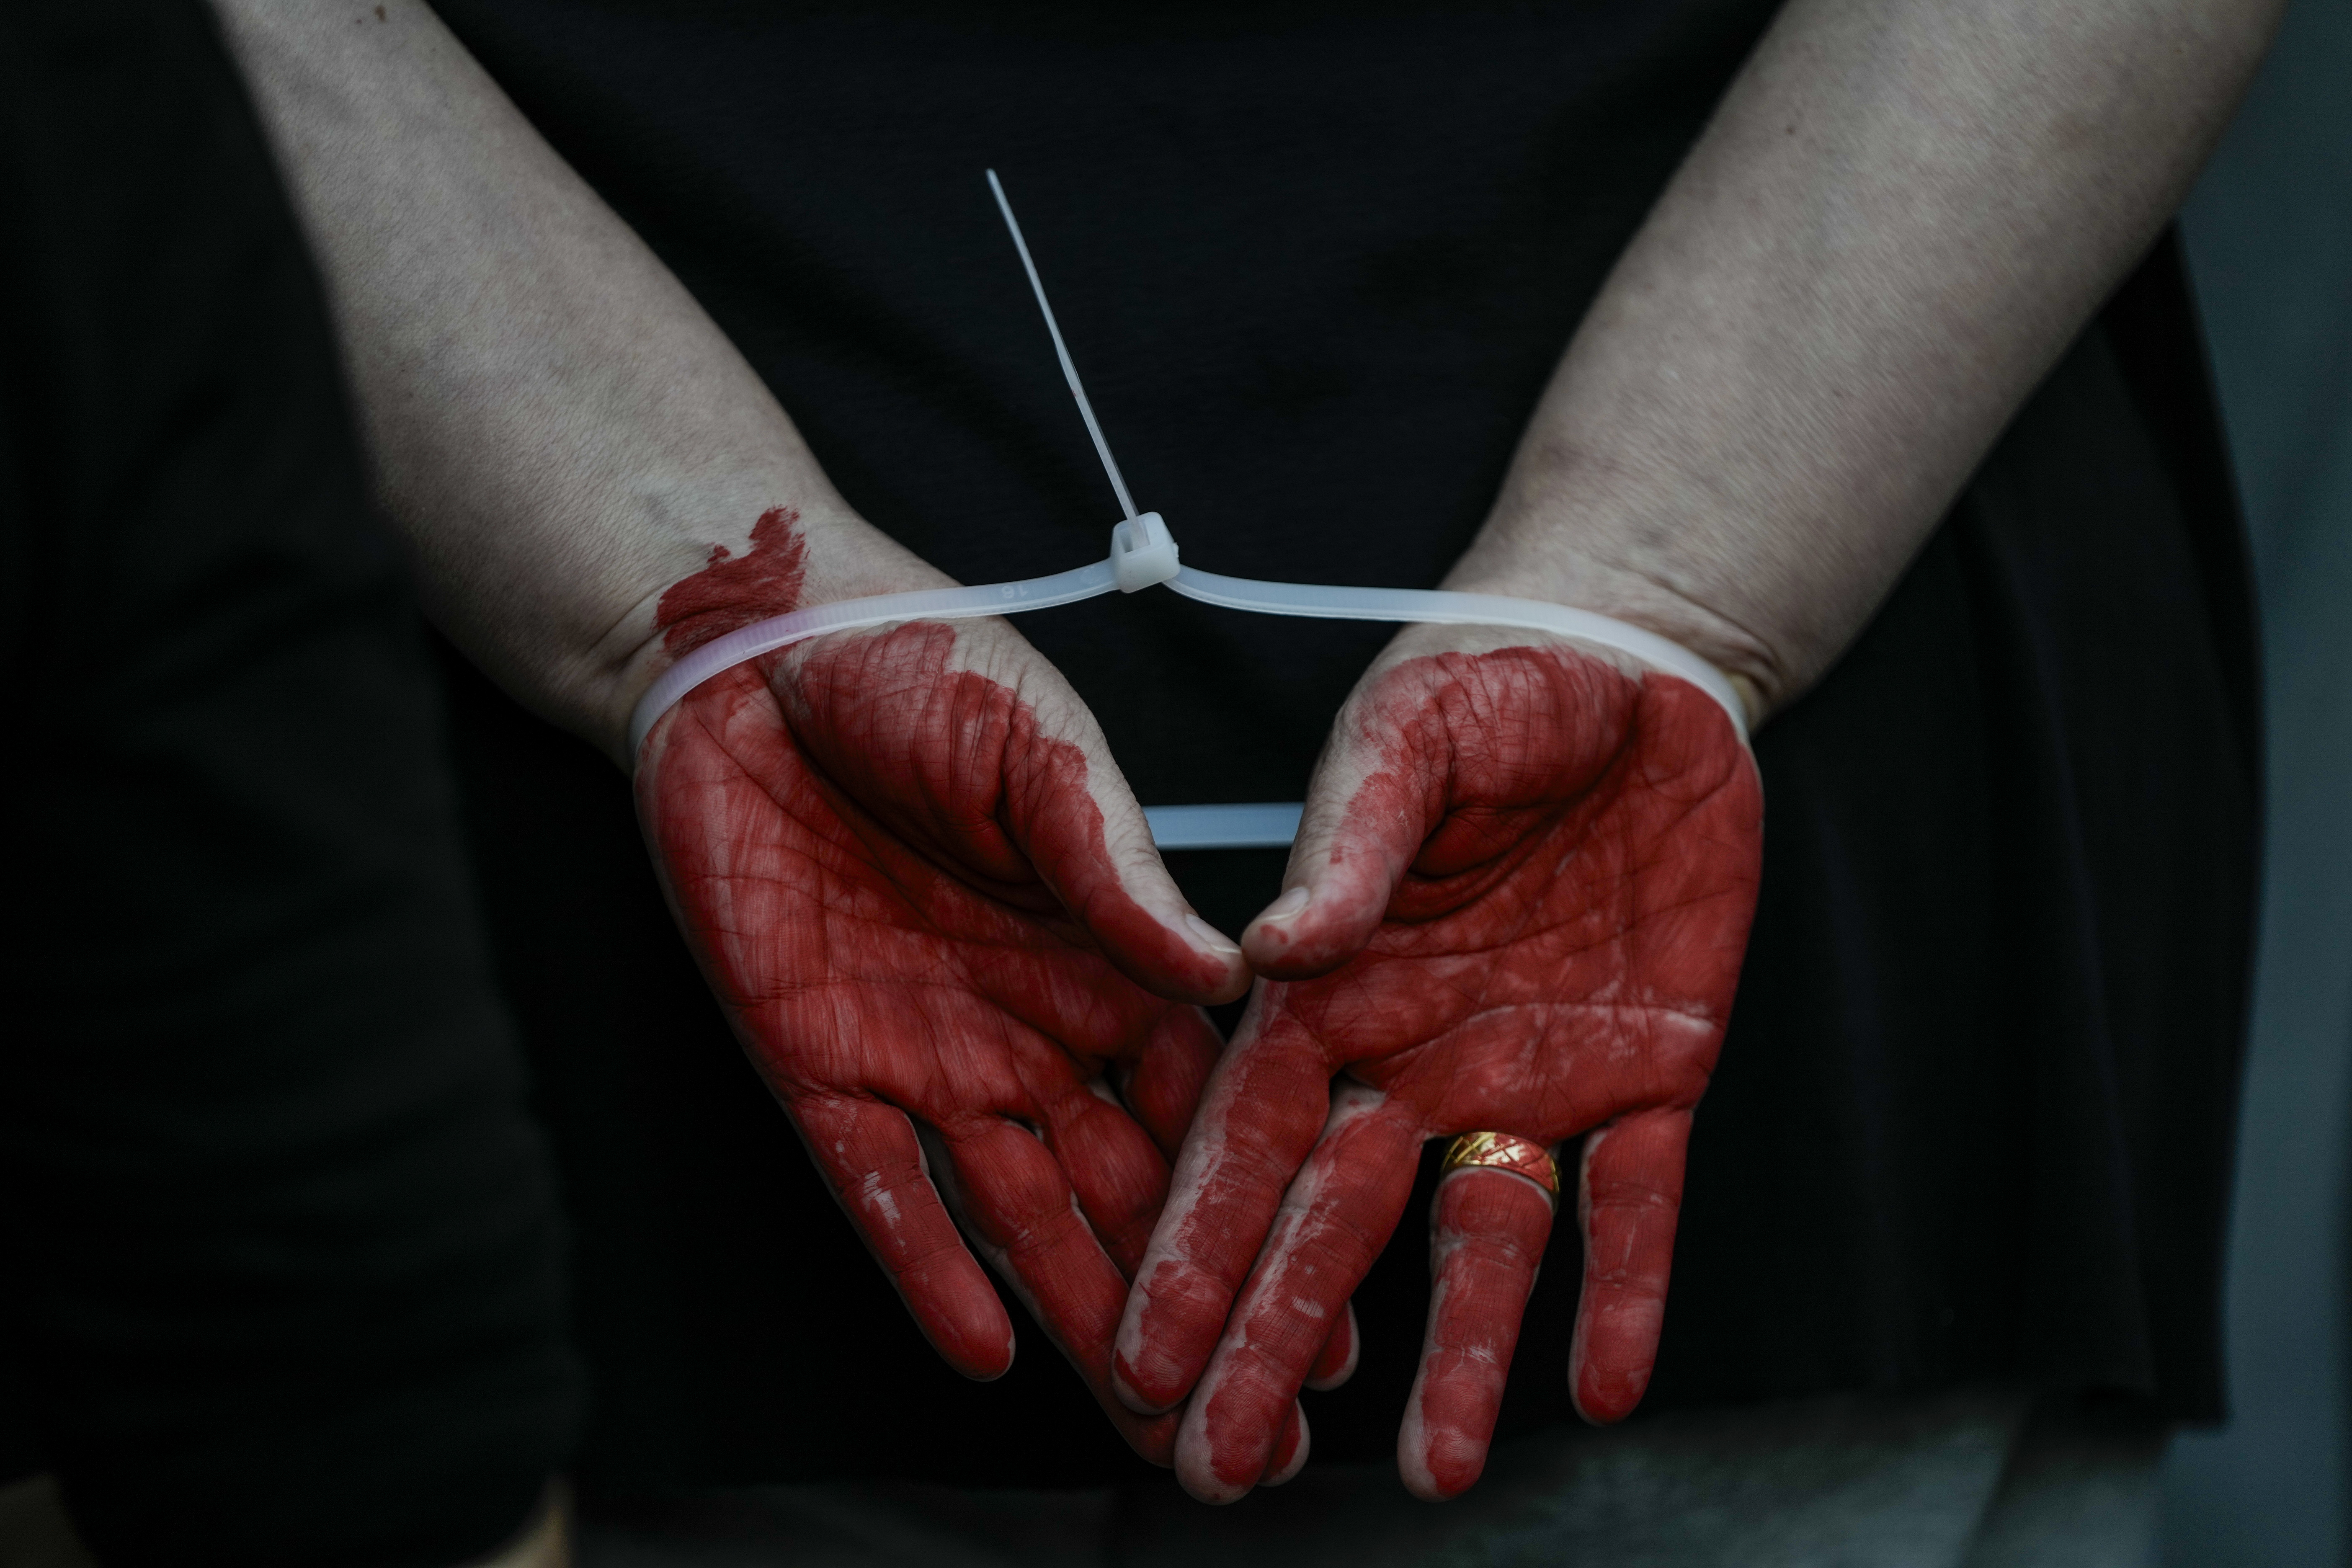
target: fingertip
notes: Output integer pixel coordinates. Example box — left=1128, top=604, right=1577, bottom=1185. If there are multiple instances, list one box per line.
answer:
left=1239, top=930, right=1337, bottom=982
left=1181, top=913, right=1243, bottom=964
left=1119, top=911, right=1250, bottom=1006
left=1566, top=1299, right=1654, bottom=1422
left=1254, top=886, right=1313, bottom=927
left=1111, top=1346, right=1194, bottom=1415
left=933, top=1304, right=1017, bottom=1383
left=1167, top=913, right=1251, bottom=1004
left=1112, top=1301, right=1193, bottom=1414
left=1398, top=1377, right=1488, bottom=1501
left=1240, top=887, right=1313, bottom=967
left=1197, top=959, right=1253, bottom=1008
left=1569, top=1359, right=1651, bottom=1426
left=1034, top=806, right=1247, bottom=1005
left=1302, top=1300, right=1359, bottom=1391
left=1239, top=873, right=1403, bottom=980
left=1397, top=1423, right=1444, bottom=1501
left=801, top=1097, right=1021, bottom=1388
left=1399, top=1429, right=1481, bottom=1502
left=1113, top=1274, right=1224, bottom=1414
left=1112, top=1360, right=1175, bottom=1417
left=1173, top=1368, right=1280, bottom=1505
left=1260, top=1404, right=1310, bottom=1487
left=1173, top=1435, right=1255, bottom=1506
left=1568, top=1111, right=1684, bottom=1428
left=1240, top=893, right=1352, bottom=981
left=1119, top=1408, right=1184, bottom=1470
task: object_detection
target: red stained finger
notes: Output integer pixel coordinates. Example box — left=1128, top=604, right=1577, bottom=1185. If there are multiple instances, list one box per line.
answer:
left=1260, top=1403, right=1310, bottom=1487
left=1240, top=725, right=1445, bottom=985
left=1113, top=1016, right=1335, bottom=1416
left=941, top=1117, right=1129, bottom=1360
left=1118, top=1006, right=1222, bottom=1165
left=1305, top=1299, right=1360, bottom=1392
left=1568, top=1110, right=1693, bottom=1424
left=1040, top=1079, right=1173, bottom=1278
left=986, top=680, right=1249, bottom=1012
left=1173, top=1088, right=1424, bottom=1503
left=790, top=1093, right=1013, bottom=1381
left=934, top=1117, right=1186, bottom=1464
left=1399, top=1164, right=1557, bottom=1500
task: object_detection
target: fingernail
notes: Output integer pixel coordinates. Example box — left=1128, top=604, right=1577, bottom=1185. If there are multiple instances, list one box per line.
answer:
left=1184, top=913, right=1242, bottom=956
left=1258, top=887, right=1311, bottom=923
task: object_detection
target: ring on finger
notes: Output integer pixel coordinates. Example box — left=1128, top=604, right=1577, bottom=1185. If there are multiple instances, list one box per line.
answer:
left=1439, top=1131, right=1559, bottom=1201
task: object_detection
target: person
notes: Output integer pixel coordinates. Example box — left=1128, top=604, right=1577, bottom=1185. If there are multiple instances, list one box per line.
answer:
left=208, top=0, right=2269, bottom=1559
left=0, top=4, right=578, bottom=1562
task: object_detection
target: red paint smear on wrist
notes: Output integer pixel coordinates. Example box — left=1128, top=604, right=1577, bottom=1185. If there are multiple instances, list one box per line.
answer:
left=655, top=504, right=809, bottom=655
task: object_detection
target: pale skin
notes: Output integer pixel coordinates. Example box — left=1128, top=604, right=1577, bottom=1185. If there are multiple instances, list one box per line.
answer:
left=211, top=0, right=2279, bottom=1524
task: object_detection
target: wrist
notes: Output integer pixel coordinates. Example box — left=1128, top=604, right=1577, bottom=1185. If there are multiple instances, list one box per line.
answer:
left=1442, top=513, right=1787, bottom=727
left=595, top=498, right=958, bottom=766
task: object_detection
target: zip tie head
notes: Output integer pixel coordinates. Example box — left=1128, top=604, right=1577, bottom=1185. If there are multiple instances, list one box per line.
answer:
left=1112, top=512, right=1180, bottom=592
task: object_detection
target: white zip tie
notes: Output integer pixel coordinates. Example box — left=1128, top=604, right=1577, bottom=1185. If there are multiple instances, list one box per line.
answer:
left=1165, top=567, right=1749, bottom=741
left=625, top=560, right=1750, bottom=769
left=624, top=173, right=1754, bottom=846
left=625, top=559, right=1119, bottom=759
left=1144, top=803, right=1304, bottom=850
left=988, top=170, right=1139, bottom=522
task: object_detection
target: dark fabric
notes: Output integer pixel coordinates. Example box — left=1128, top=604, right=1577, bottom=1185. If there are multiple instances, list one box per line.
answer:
left=425, top=0, right=2258, bottom=1493
left=0, top=3, right=580, bottom=1562
left=1633, top=284, right=2257, bottom=1423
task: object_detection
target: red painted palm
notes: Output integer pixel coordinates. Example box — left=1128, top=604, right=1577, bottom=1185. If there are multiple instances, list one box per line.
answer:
left=1112, top=629, right=1763, bottom=1501
left=634, top=597, right=1315, bottom=1470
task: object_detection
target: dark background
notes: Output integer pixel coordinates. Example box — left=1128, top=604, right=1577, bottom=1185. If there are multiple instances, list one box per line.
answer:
left=2158, top=0, right=2352, bottom=1561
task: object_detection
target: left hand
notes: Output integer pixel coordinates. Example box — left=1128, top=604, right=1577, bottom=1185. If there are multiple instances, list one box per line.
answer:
left=1109, top=625, right=1763, bottom=1502
left=636, top=606, right=1253, bottom=1467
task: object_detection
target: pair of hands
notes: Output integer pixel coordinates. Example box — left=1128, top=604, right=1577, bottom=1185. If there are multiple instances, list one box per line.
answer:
left=634, top=516, right=1763, bottom=1504
left=215, top=0, right=2259, bottom=1505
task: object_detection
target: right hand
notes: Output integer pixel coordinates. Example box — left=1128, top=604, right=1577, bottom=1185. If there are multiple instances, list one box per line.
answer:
left=1113, top=627, right=1761, bottom=1501
left=632, top=519, right=1326, bottom=1470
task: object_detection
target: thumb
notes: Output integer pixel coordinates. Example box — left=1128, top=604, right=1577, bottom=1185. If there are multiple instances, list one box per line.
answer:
left=777, top=617, right=1248, bottom=1006
left=1243, top=673, right=1448, bottom=981
left=995, top=668, right=1251, bottom=1007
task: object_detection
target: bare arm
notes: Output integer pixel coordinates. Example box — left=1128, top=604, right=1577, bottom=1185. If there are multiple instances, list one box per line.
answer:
left=209, top=0, right=2275, bottom=750
left=209, top=0, right=928, bottom=761
left=1449, top=0, right=2282, bottom=718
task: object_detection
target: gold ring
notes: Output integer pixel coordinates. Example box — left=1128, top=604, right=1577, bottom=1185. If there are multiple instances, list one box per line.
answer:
left=1439, top=1131, right=1559, bottom=1197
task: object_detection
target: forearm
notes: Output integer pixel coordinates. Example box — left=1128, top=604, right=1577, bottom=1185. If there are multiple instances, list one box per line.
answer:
left=209, top=1, right=931, bottom=759
left=1449, top=0, right=2280, bottom=717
